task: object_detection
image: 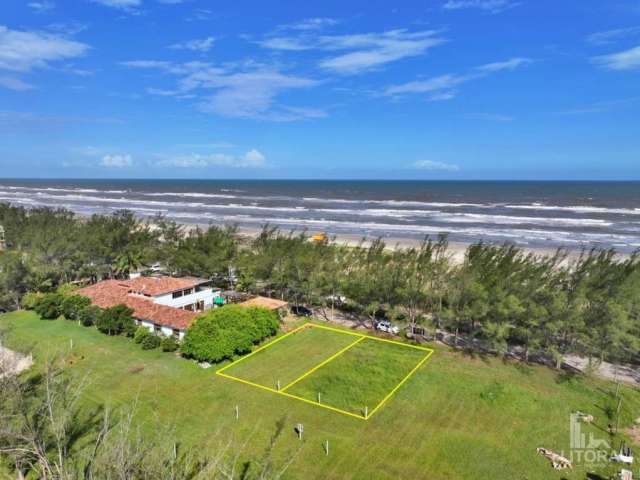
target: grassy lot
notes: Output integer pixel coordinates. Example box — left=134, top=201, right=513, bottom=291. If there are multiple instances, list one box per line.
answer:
left=286, top=338, right=428, bottom=417
left=220, top=324, right=357, bottom=389
left=2, top=310, right=640, bottom=479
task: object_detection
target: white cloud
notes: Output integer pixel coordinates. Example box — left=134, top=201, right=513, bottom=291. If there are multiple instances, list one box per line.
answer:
left=443, top=0, right=519, bottom=14
left=587, top=27, right=640, bottom=46
left=384, top=74, right=466, bottom=96
left=28, top=1, right=55, bottom=13
left=593, top=45, right=640, bottom=70
left=0, top=26, right=89, bottom=73
left=123, top=60, right=322, bottom=120
left=0, top=76, right=35, bottom=91
left=259, top=29, right=445, bottom=75
left=91, top=0, right=141, bottom=9
left=280, top=18, right=339, bottom=31
left=412, top=160, right=460, bottom=172
left=384, top=57, right=530, bottom=99
left=156, top=149, right=267, bottom=168
left=475, top=57, right=531, bottom=72
left=169, top=37, right=215, bottom=52
left=101, top=154, right=133, bottom=168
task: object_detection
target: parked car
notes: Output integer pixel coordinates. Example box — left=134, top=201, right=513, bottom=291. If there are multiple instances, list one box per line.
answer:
left=291, top=305, right=313, bottom=317
left=375, top=320, right=400, bottom=335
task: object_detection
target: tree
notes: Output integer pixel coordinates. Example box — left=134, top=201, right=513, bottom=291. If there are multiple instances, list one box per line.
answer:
left=114, top=250, right=145, bottom=279
left=60, top=295, right=91, bottom=321
left=96, top=304, right=136, bottom=336
left=33, top=293, right=65, bottom=320
left=0, top=251, right=31, bottom=311
left=182, top=305, right=279, bottom=363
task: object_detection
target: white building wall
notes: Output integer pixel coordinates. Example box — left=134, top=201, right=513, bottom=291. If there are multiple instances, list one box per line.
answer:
left=138, top=320, right=185, bottom=340
left=153, top=288, right=218, bottom=310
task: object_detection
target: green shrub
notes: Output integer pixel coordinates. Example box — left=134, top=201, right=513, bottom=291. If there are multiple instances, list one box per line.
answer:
left=34, top=293, right=65, bottom=320
left=161, top=336, right=179, bottom=352
left=182, top=305, right=279, bottom=363
left=78, top=305, right=101, bottom=327
left=96, top=304, right=136, bottom=336
left=141, top=334, right=161, bottom=350
left=21, top=292, right=43, bottom=310
left=134, top=326, right=151, bottom=344
left=61, top=295, right=91, bottom=321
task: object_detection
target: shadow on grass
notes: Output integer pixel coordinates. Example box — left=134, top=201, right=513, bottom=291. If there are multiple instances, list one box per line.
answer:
left=586, top=473, right=607, bottom=480
left=458, top=346, right=492, bottom=364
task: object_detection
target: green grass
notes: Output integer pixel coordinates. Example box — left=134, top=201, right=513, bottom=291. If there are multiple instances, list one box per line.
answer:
left=3, top=311, right=640, bottom=480
left=221, top=325, right=357, bottom=389
left=286, top=338, right=428, bottom=416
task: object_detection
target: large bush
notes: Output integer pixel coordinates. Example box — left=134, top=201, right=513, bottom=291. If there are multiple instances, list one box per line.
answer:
left=141, top=334, right=161, bottom=350
left=33, top=293, right=65, bottom=320
left=61, top=295, right=91, bottom=321
left=134, top=326, right=151, bottom=344
left=182, top=305, right=279, bottom=363
left=161, top=336, right=179, bottom=352
left=78, top=305, right=102, bottom=327
left=96, top=304, right=136, bottom=336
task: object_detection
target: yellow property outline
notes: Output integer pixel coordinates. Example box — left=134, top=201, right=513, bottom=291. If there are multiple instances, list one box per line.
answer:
left=216, top=323, right=434, bottom=420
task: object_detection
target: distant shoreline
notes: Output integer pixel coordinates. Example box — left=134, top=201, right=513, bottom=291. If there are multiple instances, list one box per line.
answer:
left=180, top=222, right=629, bottom=265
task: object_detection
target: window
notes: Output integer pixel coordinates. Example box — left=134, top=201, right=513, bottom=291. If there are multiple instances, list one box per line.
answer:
left=172, top=329, right=180, bottom=339
left=172, top=290, right=183, bottom=299
left=183, top=288, right=194, bottom=295
left=154, top=325, right=162, bottom=334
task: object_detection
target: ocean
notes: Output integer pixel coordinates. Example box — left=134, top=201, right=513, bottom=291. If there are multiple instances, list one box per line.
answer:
left=0, top=179, right=639, bottom=252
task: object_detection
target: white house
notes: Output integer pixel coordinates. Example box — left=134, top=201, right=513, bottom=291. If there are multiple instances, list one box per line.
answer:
left=77, top=275, right=221, bottom=340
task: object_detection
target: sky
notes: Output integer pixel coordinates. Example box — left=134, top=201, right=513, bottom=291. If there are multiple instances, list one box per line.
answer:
left=1, top=0, right=639, bottom=180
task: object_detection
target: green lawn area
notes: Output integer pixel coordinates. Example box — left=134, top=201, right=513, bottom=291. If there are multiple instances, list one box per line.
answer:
left=285, top=338, right=429, bottom=417
left=220, top=324, right=358, bottom=389
left=2, top=310, right=640, bottom=480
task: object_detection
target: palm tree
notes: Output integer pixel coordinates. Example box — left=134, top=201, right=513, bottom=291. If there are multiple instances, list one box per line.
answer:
left=113, top=250, right=144, bottom=279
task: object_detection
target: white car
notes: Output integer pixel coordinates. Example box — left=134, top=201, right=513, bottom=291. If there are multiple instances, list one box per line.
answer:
left=375, top=321, right=399, bottom=335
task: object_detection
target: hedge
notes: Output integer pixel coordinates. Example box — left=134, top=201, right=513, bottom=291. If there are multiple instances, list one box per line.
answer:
left=181, top=305, right=279, bottom=363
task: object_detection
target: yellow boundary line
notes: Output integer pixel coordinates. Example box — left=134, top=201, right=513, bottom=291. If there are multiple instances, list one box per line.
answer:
left=215, top=322, right=434, bottom=420
left=281, top=336, right=365, bottom=391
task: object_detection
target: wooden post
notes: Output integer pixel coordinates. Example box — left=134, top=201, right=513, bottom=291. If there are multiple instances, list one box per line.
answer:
left=277, top=380, right=281, bottom=391
left=325, top=440, right=329, bottom=456
left=317, top=392, right=321, bottom=404
left=364, top=406, right=368, bottom=419
left=235, top=405, right=239, bottom=420
left=70, top=339, right=73, bottom=350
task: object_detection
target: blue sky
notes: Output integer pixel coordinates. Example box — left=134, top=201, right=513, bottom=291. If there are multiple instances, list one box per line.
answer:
left=1, top=0, right=639, bottom=180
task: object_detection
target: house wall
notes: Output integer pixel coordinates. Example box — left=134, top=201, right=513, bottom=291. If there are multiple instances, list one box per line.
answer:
left=138, top=319, right=185, bottom=340
left=153, top=287, right=220, bottom=310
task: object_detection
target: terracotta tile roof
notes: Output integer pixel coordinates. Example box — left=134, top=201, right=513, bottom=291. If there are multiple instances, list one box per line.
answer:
left=239, top=296, right=289, bottom=310
left=77, top=280, right=197, bottom=330
left=124, top=276, right=207, bottom=296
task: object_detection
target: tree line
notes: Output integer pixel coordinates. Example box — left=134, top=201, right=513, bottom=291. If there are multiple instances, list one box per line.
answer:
left=1, top=203, right=639, bottom=367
